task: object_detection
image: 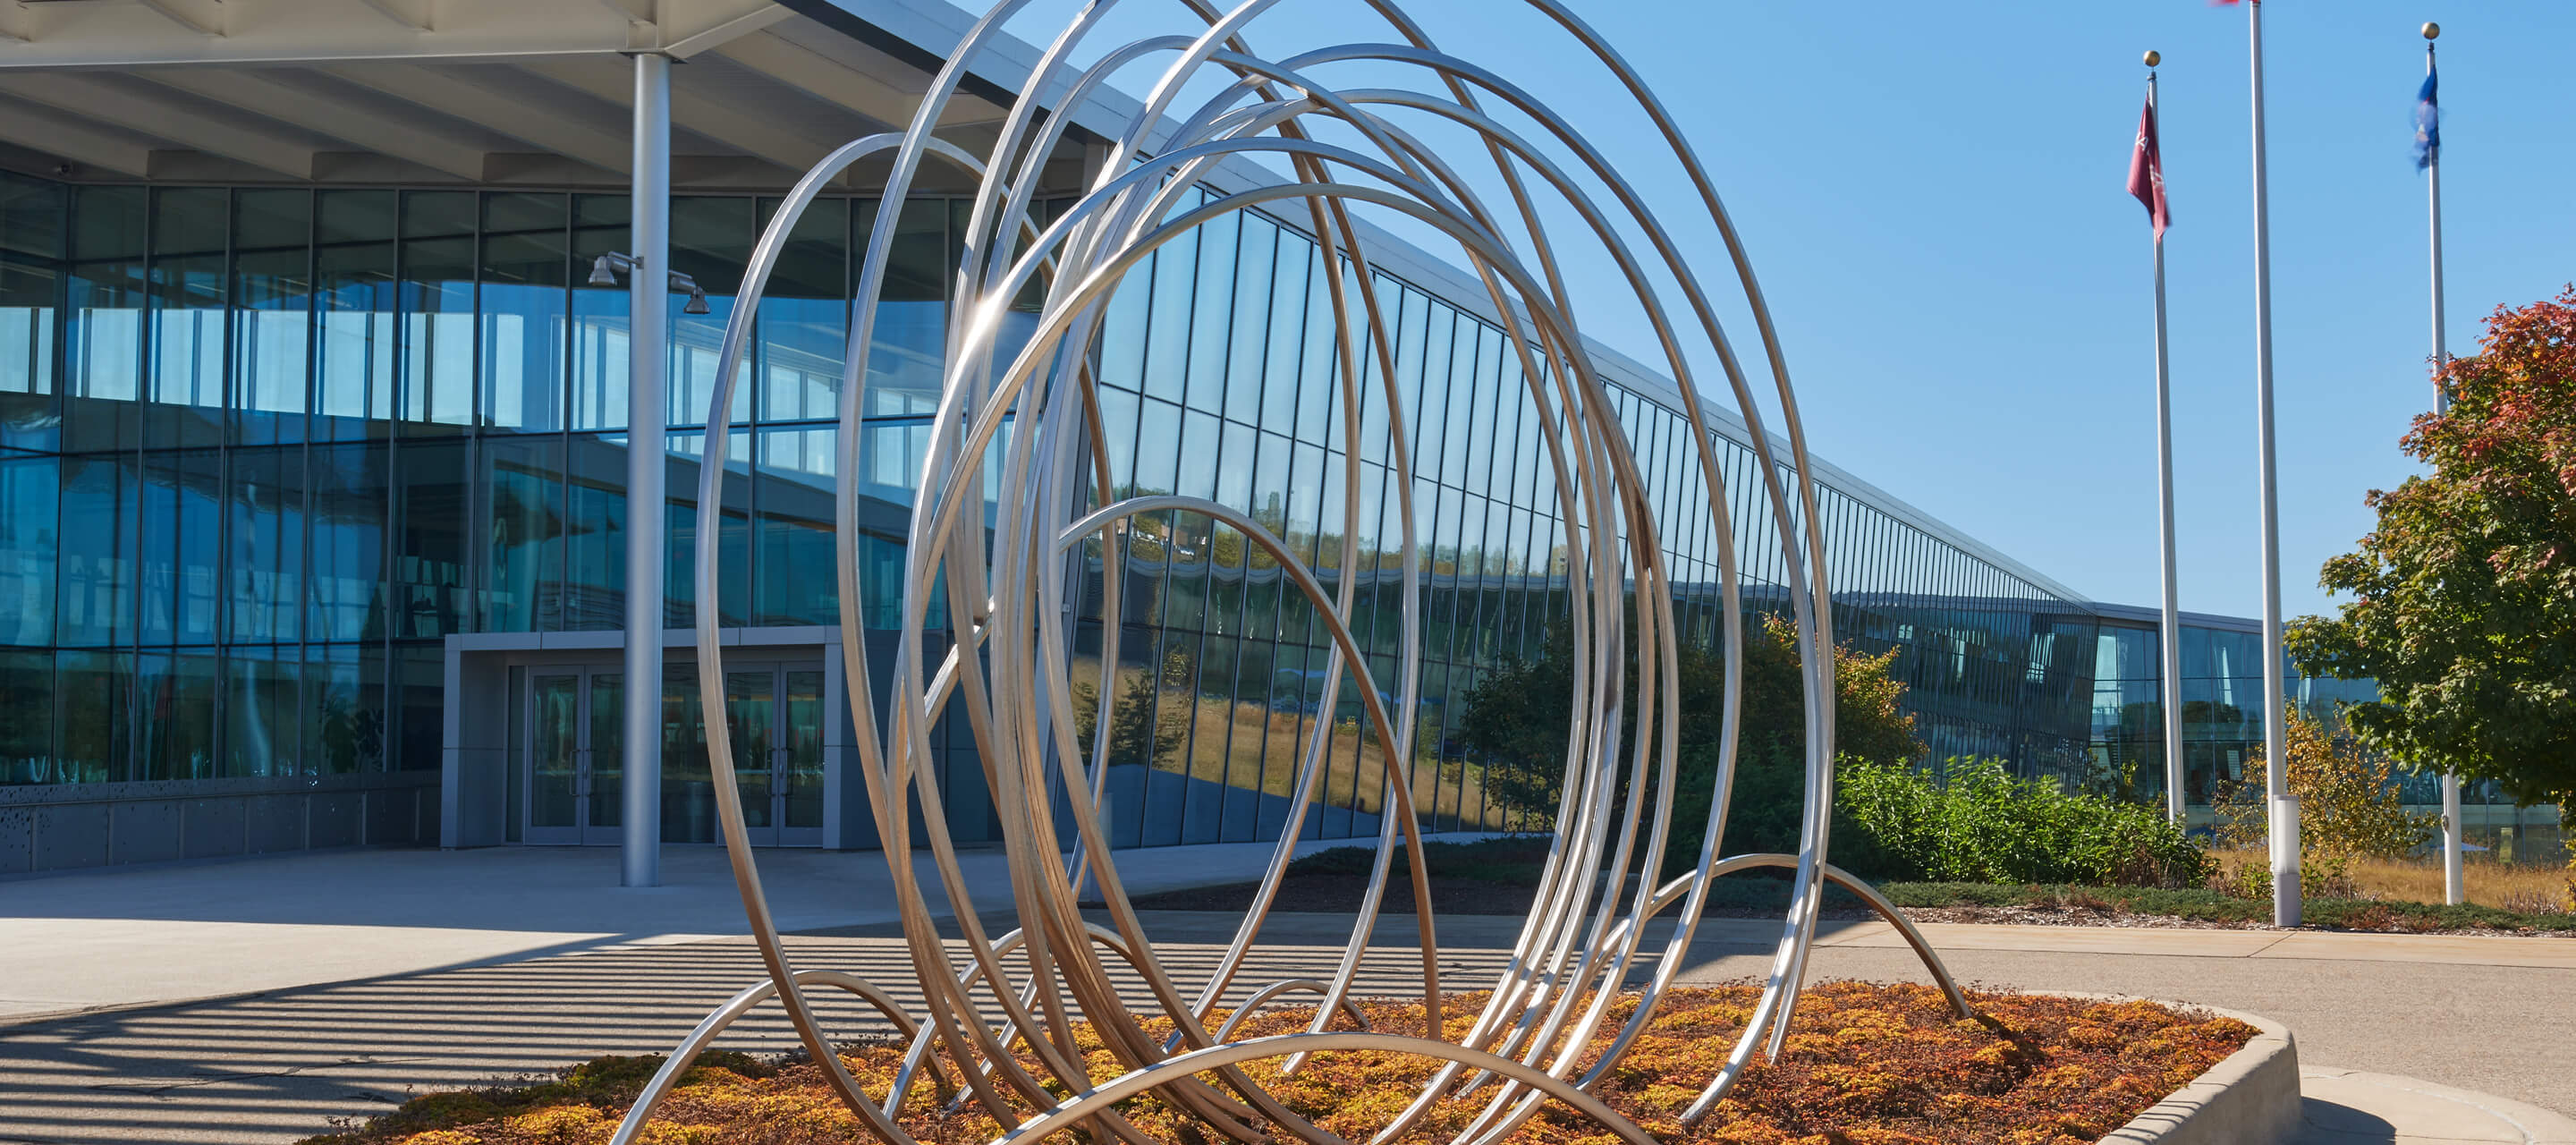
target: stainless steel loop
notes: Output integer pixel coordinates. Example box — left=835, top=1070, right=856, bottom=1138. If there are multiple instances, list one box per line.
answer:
left=618, top=3, right=1967, bottom=1143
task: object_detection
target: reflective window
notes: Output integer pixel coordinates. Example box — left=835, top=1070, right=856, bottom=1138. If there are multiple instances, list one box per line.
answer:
left=562, top=433, right=628, bottom=631
left=135, top=649, right=217, bottom=781
left=138, top=449, right=219, bottom=644
left=225, top=446, right=302, bottom=643
left=855, top=197, right=947, bottom=417
left=231, top=190, right=313, bottom=445
left=757, top=197, right=848, bottom=424
left=64, top=186, right=146, bottom=454
left=667, top=196, right=753, bottom=429
left=0, top=649, right=54, bottom=785
left=570, top=194, right=629, bottom=431
left=0, top=252, right=57, bottom=454
left=756, top=425, right=838, bottom=626
left=55, top=649, right=129, bottom=784
left=223, top=644, right=298, bottom=777
left=314, top=191, right=398, bottom=439
left=56, top=454, right=132, bottom=649
left=400, top=191, right=477, bottom=432
left=147, top=188, right=226, bottom=450
left=392, top=439, right=470, bottom=639
left=478, top=433, right=563, bottom=632
left=304, top=642, right=386, bottom=775
left=663, top=430, right=751, bottom=629
left=309, top=443, right=388, bottom=641
left=479, top=192, right=567, bottom=433
left=0, top=456, right=56, bottom=647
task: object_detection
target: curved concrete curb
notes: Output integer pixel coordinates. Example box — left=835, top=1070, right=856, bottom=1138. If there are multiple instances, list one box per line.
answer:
left=2299, top=1066, right=2576, bottom=1144
left=2035, top=994, right=2301, bottom=1145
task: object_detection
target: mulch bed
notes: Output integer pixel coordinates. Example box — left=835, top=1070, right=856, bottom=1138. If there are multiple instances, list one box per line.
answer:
left=298, top=983, right=2254, bottom=1145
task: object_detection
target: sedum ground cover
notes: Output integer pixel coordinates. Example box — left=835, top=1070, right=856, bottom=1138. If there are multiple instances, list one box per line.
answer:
left=298, top=982, right=2252, bottom=1145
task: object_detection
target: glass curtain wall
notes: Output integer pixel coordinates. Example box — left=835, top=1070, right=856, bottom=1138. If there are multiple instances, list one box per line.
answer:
left=0, top=173, right=1068, bottom=831
left=1065, top=186, right=2109, bottom=846
left=10, top=167, right=2436, bottom=844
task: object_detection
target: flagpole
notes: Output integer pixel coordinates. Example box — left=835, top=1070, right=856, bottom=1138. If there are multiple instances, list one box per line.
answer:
left=2147, top=54, right=2187, bottom=827
left=2423, top=21, right=2464, bottom=908
left=2247, top=0, right=2301, bottom=928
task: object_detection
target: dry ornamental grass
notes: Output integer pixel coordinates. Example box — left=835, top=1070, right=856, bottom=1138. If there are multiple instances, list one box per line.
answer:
left=302, top=983, right=2253, bottom=1145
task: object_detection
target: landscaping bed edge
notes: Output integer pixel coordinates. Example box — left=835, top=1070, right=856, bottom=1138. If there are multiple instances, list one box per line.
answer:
left=2058, top=995, right=2301, bottom=1145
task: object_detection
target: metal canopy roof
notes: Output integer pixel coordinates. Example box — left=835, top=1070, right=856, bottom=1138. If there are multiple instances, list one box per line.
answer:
left=0, top=0, right=1080, bottom=191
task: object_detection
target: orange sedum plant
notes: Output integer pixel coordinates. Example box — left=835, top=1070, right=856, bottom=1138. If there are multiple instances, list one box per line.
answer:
left=301, top=984, right=2253, bottom=1145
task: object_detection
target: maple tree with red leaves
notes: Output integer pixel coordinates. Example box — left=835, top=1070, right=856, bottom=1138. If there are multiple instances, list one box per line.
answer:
left=2288, top=288, right=2576, bottom=840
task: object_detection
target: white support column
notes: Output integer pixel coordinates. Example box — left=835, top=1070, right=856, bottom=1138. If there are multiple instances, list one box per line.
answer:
left=622, top=50, right=671, bottom=888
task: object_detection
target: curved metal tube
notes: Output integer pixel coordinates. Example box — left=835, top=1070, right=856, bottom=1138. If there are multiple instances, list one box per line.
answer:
left=1209, top=980, right=1375, bottom=1045
left=614, top=3, right=1953, bottom=1143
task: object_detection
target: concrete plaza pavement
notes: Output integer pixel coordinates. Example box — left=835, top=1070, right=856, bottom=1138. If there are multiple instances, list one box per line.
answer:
left=4, top=845, right=2573, bottom=1143
left=0, top=835, right=1424, bottom=1023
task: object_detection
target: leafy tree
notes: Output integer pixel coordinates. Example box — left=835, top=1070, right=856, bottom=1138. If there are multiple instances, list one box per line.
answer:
left=2286, top=287, right=2576, bottom=901
left=2212, top=710, right=2436, bottom=887
left=1454, top=611, right=1922, bottom=875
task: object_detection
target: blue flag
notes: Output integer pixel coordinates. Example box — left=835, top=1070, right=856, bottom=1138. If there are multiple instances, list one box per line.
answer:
left=2414, top=62, right=2440, bottom=170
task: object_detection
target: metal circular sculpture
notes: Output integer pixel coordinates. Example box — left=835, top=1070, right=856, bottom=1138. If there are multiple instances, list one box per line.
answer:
left=623, top=3, right=1971, bottom=1142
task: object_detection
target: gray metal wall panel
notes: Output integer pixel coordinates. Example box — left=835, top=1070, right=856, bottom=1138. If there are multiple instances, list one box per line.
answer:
left=183, top=799, right=247, bottom=860
left=0, top=805, right=32, bottom=875
left=244, top=795, right=306, bottom=854
left=33, top=804, right=108, bottom=870
left=106, top=801, right=182, bottom=865
left=308, top=793, right=361, bottom=849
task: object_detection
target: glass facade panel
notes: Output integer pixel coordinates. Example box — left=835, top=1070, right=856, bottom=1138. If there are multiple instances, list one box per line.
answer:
left=0, top=649, right=55, bottom=785
left=314, top=191, right=398, bottom=439
left=479, top=433, right=564, bottom=632
left=400, top=191, right=478, bottom=432
left=479, top=193, right=568, bottom=434
left=856, top=197, right=947, bottom=417
left=65, top=185, right=146, bottom=454
left=135, top=649, right=217, bottom=781
left=147, top=188, right=226, bottom=450
left=231, top=190, right=312, bottom=445
left=0, top=454, right=57, bottom=646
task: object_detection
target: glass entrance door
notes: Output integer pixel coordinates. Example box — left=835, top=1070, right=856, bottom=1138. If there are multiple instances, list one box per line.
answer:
left=524, top=668, right=623, bottom=845
left=523, top=661, right=821, bottom=847
left=720, top=665, right=825, bottom=847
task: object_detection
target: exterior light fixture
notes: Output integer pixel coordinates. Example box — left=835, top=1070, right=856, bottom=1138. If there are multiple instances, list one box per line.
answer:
left=589, top=250, right=710, bottom=314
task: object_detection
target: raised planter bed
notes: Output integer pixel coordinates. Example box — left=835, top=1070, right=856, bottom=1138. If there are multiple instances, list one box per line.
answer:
left=297, top=982, right=2289, bottom=1144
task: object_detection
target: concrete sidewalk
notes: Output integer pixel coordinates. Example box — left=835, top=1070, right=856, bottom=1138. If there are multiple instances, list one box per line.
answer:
left=0, top=836, right=1432, bottom=1022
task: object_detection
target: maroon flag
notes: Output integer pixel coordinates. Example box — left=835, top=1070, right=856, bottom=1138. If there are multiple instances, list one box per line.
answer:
left=2129, top=97, right=2171, bottom=240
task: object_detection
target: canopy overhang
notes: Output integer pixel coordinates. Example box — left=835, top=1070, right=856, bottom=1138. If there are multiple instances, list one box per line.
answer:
left=0, top=0, right=1088, bottom=191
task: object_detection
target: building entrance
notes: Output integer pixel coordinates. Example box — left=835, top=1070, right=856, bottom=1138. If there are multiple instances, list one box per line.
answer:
left=520, top=662, right=824, bottom=847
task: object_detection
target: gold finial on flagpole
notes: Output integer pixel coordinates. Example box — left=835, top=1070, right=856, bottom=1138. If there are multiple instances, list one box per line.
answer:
left=2144, top=49, right=2162, bottom=68
left=2422, top=22, right=2439, bottom=39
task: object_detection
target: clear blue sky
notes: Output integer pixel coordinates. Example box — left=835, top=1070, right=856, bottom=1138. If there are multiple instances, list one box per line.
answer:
left=1029, top=0, right=2576, bottom=620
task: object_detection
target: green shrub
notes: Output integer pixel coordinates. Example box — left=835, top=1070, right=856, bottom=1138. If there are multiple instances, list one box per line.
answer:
left=1836, top=757, right=2209, bottom=888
